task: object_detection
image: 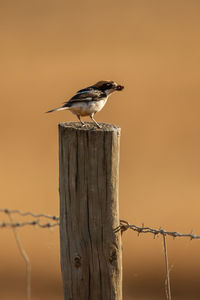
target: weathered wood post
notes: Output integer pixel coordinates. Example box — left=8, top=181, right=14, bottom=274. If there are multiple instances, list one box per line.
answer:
left=59, top=122, right=122, bottom=300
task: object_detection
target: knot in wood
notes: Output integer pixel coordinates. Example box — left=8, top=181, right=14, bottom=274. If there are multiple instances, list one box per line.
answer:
left=109, top=248, right=117, bottom=264
left=74, top=254, right=81, bottom=268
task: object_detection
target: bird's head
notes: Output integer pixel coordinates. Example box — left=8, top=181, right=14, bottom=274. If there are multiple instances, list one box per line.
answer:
left=93, top=80, right=124, bottom=95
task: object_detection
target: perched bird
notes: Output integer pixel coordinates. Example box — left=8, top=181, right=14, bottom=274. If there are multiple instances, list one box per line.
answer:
left=46, top=80, right=124, bottom=128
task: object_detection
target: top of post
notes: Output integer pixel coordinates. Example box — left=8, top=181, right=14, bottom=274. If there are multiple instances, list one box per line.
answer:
left=59, top=122, right=121, bottom=133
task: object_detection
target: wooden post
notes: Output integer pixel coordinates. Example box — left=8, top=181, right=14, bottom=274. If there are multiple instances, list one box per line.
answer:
left=59, top=122, right=122, bottom=300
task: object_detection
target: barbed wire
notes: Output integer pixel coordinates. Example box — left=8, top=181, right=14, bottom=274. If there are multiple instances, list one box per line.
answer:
left=0, top=208, right=59, bottom=221
left=0, top=221, right=59, bottom=228
left=1, top=209, right=200, bottom=240
left=115, top=220, right=200, bottom=240
left=0, top=208, right=59, bottom=229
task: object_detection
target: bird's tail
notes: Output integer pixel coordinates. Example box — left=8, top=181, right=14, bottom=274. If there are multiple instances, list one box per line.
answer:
left=45, top=107, right=69, bottom=113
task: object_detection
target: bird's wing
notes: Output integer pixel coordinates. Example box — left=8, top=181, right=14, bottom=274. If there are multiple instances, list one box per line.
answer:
left=63, top=89, right=106, bottom=107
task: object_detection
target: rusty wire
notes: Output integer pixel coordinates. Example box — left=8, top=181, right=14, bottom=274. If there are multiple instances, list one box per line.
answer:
left=1, top=210, right=200, bottom=240
left=114, top=220, right=200, bottom=240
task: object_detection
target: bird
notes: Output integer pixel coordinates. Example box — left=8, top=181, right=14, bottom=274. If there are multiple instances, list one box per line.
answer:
left=46, top=80, right=124, bottom=128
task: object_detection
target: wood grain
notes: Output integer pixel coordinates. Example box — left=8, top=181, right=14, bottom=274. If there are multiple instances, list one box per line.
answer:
left=59, top=122, right=122, bottom=300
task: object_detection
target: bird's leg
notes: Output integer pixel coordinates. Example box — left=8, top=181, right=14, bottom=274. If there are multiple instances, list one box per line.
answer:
left=77, top=115, right=85, bottom=127
left=90, top=114, right=101, bottom=128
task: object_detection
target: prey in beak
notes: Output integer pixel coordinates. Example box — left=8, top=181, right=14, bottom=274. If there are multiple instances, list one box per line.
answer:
left=116, top=84, right=124, bottom=91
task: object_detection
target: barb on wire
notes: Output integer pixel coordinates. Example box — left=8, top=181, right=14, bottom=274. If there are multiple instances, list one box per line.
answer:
left=115, top=220, right=200, bottom=240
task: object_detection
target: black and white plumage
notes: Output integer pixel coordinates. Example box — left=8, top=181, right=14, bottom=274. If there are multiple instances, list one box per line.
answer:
left=46, top=80, right=124, bottom=128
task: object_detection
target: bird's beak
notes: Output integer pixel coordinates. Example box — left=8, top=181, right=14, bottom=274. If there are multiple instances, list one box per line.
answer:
left=116, top=84, right=124, bottom=91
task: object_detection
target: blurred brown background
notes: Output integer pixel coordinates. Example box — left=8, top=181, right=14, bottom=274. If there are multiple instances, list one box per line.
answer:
left=1, top=0, right=200, bottom=299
